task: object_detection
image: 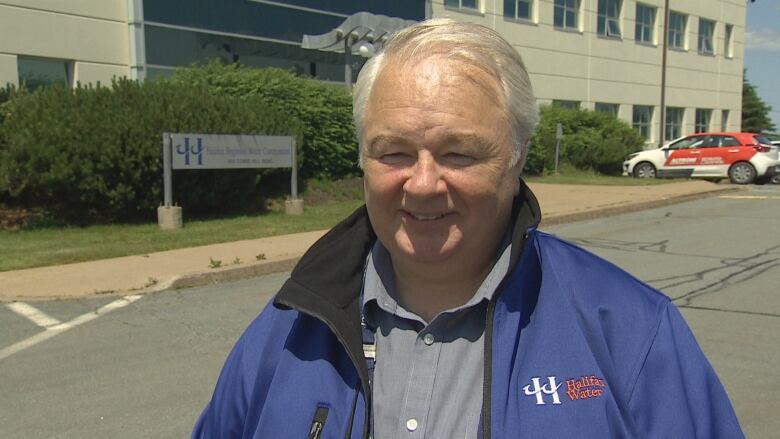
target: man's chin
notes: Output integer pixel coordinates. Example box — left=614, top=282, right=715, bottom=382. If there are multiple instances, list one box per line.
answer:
left=393, top=240, right=460, bottom=265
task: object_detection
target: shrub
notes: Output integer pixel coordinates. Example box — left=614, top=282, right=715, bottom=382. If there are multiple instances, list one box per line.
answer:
left=526, top=106, right=646, bottom=175
left=171, top=62, right=359, bottom=180
left=0, top=79, right=299, bottom=223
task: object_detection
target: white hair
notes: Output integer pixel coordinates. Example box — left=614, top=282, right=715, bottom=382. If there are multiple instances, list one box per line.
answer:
left=353, top=18, right=538, bottom=168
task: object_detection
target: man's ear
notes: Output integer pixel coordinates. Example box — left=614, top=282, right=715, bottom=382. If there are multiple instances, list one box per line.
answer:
left=512, top=141, right=529, bottom=196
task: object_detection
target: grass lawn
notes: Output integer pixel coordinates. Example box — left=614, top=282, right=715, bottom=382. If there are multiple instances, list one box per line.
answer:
left=0, top=171, right=685, bottom=272
left=0, top=200, right=364, bottom=272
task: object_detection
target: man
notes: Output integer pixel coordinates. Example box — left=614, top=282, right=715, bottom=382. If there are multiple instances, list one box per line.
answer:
left=193, top=19, right=743, bottom=438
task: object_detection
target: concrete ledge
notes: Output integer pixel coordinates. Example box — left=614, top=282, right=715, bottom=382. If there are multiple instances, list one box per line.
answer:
left=165, top=257, right=301, bottom=291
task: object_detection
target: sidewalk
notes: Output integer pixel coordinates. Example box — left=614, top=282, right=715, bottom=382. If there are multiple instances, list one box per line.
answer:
left=0, top=181, right=739, bottom=301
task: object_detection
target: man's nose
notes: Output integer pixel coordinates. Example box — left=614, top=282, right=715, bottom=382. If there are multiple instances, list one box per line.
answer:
left=403, top=153, right=444, bottom=196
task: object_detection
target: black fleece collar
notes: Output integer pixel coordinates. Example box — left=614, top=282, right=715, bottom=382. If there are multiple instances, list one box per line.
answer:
left=273, top=179, right=542, bottom=404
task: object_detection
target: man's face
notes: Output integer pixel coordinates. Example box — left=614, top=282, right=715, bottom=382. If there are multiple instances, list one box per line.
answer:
left=361, top=56, right=521, bottom=270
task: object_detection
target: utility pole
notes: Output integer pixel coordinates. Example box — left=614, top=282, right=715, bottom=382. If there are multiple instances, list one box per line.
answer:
left=658, top=0, right=670, bottom=147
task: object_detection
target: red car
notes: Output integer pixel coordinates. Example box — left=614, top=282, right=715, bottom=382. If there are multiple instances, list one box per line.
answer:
left=623, top=132, right=780, bottom=184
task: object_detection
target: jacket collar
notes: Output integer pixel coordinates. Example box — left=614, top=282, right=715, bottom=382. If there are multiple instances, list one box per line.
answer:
left=273, top=178, right=542, bottom=401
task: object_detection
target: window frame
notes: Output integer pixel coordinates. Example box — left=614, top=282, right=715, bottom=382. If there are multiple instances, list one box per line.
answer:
left=632, top=105, right=653, bottom=141
left=668, top=11, right=687, bottom=50
left=597, top=0, right=622, bottom=38
left=695, top=108, right=712, bottom=133
left=552, top=99, right=581, bottom=110
left=444, top=0, right=480, bottom=12
left=634, top=3, right=655, bottom=45
left=721, top=109, right=730, bottom=131
left=554, top=0, right=580, bottom=31
left=504, top=0, right=533, bottom=21
left=698, top=18, right=716, bottom=55
left=16, top=56, right=73, bottom=91
left=665, top=107, right=685, bottom=141
left=595, top=102, right=620, bottom=117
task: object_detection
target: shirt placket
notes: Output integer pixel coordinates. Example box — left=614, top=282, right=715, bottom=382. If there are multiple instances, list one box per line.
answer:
left=398, top=328, right=442, bottom=438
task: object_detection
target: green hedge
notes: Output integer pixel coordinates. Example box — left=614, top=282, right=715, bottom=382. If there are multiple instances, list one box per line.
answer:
left=526, top=106, right=646, bottom=175
left=0, top=64, right=647, bottom=224
left=171, top=62, right=359, bottom=180
left=0, top=79, right=299, bottom=223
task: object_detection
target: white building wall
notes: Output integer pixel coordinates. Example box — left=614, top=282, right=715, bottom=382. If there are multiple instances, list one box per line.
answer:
left=430, top=0, right=746, bottom=146
left=0, top=0, right=130, bottom=88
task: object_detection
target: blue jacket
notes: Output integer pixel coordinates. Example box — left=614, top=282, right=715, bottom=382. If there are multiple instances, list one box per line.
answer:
left=193, top=183, right=743, bottom=438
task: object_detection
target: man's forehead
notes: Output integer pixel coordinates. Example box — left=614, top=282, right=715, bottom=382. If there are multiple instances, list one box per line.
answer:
left=373, top=55, right=503, bottom=101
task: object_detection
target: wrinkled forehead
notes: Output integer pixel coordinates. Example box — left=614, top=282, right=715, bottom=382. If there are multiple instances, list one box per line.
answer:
left=369, top=53, right=505, bottom=112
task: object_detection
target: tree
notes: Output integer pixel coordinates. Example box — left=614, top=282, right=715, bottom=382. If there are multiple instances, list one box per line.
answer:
left=742, top=71, right=777, bottom=133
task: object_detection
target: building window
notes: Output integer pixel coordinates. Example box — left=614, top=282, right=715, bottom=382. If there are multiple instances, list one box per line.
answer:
left=595, top=102, right=619, bottom=117
left=695, top=109, right=712, bottom=133
left=665, top=107, right=684, bottom=140
left=724, top=24, right=734, bottom=58
left=554, top=0, right=580, bottom=30
left=553, top=100, right=581, bottom=110
left=144, top=25, right=350, bottom=82
left=698, top=18, right=715, bottom=55
left=668, top=11, right=687, bottom=50
left=635, top=3, right=655, bottom=44
left=505, top=0, right=532, bottom=20
left=597, top=0, right=622, bottom=38
left=445, top=0, right=479, bottom=11
left=17, top=56, right=72, bottom=91
left=633, top=105, right=653, bottom=140
left=721, top=109, right=730, bottom=131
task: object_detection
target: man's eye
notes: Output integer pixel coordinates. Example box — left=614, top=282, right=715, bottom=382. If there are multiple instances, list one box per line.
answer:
left=379, top=153, right=409, bottom=165
left=442, top=153, right=476, bottom=166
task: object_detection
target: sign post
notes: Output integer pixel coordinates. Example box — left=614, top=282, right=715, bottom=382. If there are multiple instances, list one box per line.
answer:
left=158, top=133, right=300, bottom=230
left=555, top=123, right=563, bottom=175
left=158, top=133, right=182, bottom=230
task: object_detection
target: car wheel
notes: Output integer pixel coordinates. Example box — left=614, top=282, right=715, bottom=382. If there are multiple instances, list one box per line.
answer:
left=728, top=162, right=756, bottom=185
left=771, top=174, right=780, bottom=185
left=633, top=162, right=656, bottom=178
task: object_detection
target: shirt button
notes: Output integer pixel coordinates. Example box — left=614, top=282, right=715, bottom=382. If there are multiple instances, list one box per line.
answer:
left=423, top=333, right=434, bottom=345
left=406, top=418, right=418, bottom=431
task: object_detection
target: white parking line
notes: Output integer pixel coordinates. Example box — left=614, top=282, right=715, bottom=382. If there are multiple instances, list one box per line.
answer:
left=5, top=302, right=62, bottom=328
left=0, top=294, right=142, bottom=362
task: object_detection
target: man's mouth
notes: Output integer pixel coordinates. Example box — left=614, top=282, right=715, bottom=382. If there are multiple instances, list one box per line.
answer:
left=406, top=212, right=449, bottom=221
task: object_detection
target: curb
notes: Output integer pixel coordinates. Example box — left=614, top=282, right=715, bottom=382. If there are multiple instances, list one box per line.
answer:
left=165, top=257, right=301, bottom=290
left=158, top=185, right=742, bottom=294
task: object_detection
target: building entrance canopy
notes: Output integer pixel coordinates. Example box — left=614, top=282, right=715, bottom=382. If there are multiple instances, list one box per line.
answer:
left=302, top=12, right=416, bottom=56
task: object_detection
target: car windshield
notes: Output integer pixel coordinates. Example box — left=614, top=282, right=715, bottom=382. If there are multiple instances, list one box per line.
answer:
left=754, top=135, right=773, bottom=145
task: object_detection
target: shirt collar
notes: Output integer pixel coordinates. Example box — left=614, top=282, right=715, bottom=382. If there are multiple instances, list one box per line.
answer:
left=361, top=232, right=513, bottom=326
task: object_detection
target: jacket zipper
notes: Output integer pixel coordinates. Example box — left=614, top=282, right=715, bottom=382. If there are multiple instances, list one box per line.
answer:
left=482, top=299, right=496, bottom=439
left=275, top=298, right=371, bottom=439
left=482, top=230, right=531, bottom=439
left=309, top=406, right=330, bottom=439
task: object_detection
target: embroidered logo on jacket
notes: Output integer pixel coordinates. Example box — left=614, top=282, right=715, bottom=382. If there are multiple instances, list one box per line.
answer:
left=565, top=375, right=607, bottom=401
left=523, top=376, right=563, bottom=405
left=523, top=375, right=608, bottom=405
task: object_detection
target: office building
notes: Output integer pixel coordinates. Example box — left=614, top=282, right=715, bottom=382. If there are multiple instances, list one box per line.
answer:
left=0, top=0, right=745, bottom=145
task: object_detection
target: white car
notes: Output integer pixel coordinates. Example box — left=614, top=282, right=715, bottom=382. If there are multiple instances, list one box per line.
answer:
left=771, top=141, right=780, bottom=184
left=623, top=132, right=780, bottom=184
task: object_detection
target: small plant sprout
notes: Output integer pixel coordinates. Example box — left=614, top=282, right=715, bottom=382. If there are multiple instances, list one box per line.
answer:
left=256, top=253, right=267, bottom=261
left=209, top=257, right=222, bottom=269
